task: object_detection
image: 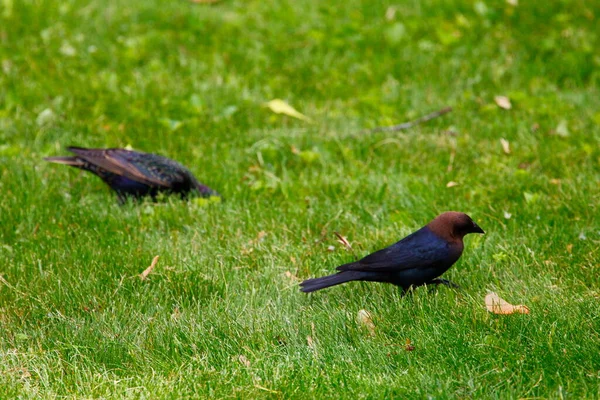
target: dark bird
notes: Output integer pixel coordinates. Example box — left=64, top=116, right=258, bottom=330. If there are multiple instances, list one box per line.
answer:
left=300, top=212, right=484, bottom=294
left=45, top=146, right=220, bottom=203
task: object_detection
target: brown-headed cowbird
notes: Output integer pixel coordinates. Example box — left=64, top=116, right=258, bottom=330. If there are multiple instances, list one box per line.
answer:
left=300, top=212, right=484, bottom=293
left=45, top=147, right=220, bottom=203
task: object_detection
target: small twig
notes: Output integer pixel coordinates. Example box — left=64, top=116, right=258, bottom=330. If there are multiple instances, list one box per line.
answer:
left=140, top=255, right=160, bottom=280
left=369, top=106, right=453, bottom=133
left=334, top=231, right=357, bottom=259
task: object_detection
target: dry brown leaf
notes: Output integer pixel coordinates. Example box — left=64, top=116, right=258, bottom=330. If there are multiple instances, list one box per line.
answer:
left=139, top=255, right=159, bottom=280
left=446, top=181, right=459, bottom=188
left=284, top=271, right=299, bottom=281
left=404, top=338, right=415, bottom=351
left=247, top=231, right=267, bottom=245
left=238, top=354, right=251, bottom=367
left=485, top=292, right=530, bottom=315
left=494, top=96, right=512, bottom=110
left=500, top=138, right=511, bottom=154
left=566, top=244, right=573, bottom=254
left=334, top=232, right=352, bottom=251
left=356, top=309, right=376, bottom=336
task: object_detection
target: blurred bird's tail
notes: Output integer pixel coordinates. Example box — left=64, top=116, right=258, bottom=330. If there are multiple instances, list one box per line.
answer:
left=300, top=271, right=365, bottom=293
left=44, top=156, right=85, bottom=168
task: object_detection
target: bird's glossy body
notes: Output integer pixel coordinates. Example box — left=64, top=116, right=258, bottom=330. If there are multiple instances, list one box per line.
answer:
left=300, top=212, right=483, bottom=293
left=45, top=147, right=219, bottom=203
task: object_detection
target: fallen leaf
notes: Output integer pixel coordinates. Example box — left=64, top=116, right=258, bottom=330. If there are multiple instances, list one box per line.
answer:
left=256, top=231, right=267, bottom=242
left=494, top=96, right=512, bottom=110
left=357, top=309, right=376, bottom=336
left=159, top=118, right=184, bottom=132
left=385, top=6, right=397, bottom=20
left=139, top=255, right=159, bottom=280
left=238, top=355, right=251, bottom=367
left=334, top=232, right=352, bottom=251
left=20, top=368, right=31, bottom=379
left=404, top=338, right=415, bottom=351
left=36, top=108, right=56, bottom=127
left=523, top=192, right=540, bottom=204
left=446, top=181, right=459, bottom=188
left=500, top=138, right=510, bottom=154
left=265, top=99, right=312, bottom=122
left=566, top=244, right=573, bottom=253
left=59, top=41, right=76, bottom=57
left=284, top=271, right=299, bottom=281
left=555, top=120, right=570, bottom=137
left=485, top=292, right=530, bottom=315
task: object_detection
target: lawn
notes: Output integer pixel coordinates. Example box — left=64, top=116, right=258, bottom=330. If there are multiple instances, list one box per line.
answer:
left=1, top=0, right=600, bottom=398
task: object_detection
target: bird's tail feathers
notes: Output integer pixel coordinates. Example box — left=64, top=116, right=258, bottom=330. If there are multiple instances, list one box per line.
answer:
left=44, top=156, right=85, bottom=167
left=300, top=271, right=365, bottom=293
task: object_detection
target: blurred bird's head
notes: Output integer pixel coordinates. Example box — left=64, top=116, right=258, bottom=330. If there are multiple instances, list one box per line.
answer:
left=429, top=211, right=485, bottom=240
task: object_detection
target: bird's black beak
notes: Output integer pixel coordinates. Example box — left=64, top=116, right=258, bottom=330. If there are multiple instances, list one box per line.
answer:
left=472, top=222, right=485, bottom=234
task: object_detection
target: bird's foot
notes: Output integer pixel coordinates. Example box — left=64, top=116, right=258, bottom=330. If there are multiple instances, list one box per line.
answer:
left=428, top=278, right=461, bottom=289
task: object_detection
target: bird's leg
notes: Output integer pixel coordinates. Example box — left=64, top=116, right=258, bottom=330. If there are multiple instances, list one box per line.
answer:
left=117, top=193, right=127, bottom=206
left=428, top=278, right=460, bottom=289
left=399, top=286, right=415, bottom=298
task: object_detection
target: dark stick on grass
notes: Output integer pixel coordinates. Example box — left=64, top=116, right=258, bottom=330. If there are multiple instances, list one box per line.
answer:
left=369, top=106, right=453, bottom=133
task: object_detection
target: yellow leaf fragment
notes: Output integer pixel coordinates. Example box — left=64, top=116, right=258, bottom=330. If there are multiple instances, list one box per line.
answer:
left=494, top=96, right=512, bottom=110
left=500, top=138, right=510, bottom=154
left=139, top=255, right=159, bottom=280
left=485, top=292, right=530, bottom=315
left=357, top=309, right=376, bottom=336
left=265, top=99, right=312, bottom=122
left=446, top=181, right=459, bottom=188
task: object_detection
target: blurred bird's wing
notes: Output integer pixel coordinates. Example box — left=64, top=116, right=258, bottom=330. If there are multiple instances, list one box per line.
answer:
left=336, top=227, right=451, bottom=272
left=68, top=147, right=184, bottom=188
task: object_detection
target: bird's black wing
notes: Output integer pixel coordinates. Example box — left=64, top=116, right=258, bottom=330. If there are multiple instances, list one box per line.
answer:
left=336, top=228, right=451, bottom=272
left=68, top=147, right=188, bottom=188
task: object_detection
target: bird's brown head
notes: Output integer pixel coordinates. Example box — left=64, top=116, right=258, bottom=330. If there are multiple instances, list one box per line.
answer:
left=428, top=211, right=484, bottom=241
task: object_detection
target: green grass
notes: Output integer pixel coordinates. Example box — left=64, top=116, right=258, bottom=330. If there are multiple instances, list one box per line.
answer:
left=1, top=0, right=600, bottom=397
